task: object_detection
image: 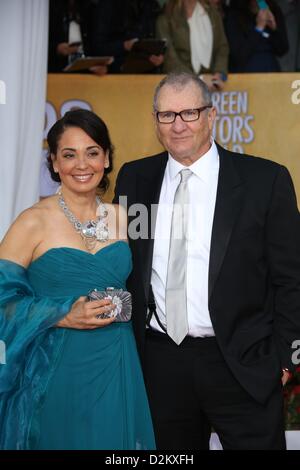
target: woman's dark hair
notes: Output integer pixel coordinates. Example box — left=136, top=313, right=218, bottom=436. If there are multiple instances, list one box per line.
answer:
left=47, top=108, right=113, bottom=194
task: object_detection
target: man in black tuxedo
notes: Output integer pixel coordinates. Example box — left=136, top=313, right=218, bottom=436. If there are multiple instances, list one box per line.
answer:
left=114, top=72, right=300, bottom=450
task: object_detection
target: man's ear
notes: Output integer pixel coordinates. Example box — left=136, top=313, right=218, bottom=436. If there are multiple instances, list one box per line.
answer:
left=208, top=107, right=217, bottom=130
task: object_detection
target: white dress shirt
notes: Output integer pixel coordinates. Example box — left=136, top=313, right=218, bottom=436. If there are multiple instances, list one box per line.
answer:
left=68, top=21, right=82, bottom=44
left=150, top=141, right=220, bottom=337
left=188, top=2, right=213, bottom=74
left=68, top=21, right=83, bottom=57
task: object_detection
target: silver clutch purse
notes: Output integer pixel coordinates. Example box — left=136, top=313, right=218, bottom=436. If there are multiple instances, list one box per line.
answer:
left=87, top=287, right=132, bottom=322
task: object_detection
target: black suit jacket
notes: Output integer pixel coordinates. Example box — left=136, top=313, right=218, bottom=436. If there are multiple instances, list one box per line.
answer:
left=114, top=144, right=300, bottom=404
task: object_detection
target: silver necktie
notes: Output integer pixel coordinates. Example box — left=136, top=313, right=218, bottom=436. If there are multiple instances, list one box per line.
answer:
left=165, top=169, right=192, bottom=345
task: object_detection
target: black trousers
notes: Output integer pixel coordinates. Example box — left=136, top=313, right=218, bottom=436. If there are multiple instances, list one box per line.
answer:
left=144, top=329, right=286, bottom=450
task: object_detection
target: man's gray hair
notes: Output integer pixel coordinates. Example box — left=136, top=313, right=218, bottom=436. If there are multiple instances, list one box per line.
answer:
left=153, top=72, right=212, bottom=111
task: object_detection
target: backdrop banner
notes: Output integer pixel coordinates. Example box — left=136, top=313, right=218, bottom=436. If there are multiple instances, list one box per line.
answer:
left=43, top=73, right=300, bottom=207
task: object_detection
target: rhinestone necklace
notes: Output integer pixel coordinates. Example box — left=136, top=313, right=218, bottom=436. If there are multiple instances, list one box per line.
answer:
left=58, top=192, right=109, bottom=251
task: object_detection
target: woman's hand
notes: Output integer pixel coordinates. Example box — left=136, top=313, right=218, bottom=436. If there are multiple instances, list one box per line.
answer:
left=57, top=296, right=116, bottom=329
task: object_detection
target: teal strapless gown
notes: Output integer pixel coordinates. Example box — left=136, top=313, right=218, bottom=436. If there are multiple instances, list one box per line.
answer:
left=26, top=241, right=155, bottom=450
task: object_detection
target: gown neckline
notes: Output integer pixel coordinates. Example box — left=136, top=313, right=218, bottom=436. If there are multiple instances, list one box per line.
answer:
left=30, top=240, right=129, bottom=266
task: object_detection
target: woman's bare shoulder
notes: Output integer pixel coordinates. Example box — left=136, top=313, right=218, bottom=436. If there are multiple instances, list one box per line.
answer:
left=0, top=196, right=57, bottom=267
left=13, top=196, right=57, bottom=228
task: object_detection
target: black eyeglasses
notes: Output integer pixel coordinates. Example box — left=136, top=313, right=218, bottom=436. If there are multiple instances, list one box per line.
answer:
left=156, top=105, right=213, bottom=124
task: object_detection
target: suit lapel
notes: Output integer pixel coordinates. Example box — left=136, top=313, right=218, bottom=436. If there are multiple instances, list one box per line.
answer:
left=209, top=146, right=244, bottom=301
left=135, top=153, right=168, bottom=300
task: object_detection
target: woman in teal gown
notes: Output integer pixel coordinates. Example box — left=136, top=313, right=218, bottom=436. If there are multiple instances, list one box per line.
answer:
left=0, top=110, right=155, bottom=450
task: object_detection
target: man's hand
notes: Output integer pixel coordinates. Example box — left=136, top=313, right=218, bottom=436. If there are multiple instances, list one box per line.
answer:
left=256, top=8, right=269, bottom=30
left=149, top=54, right=164, bottom=67
left=281, top=369, right=290, bottom=386
left=56, top=42, right=80, bottom=57
left=89, top=65, right=108, bottom=76
left=124, top=38, right=138, bottom=52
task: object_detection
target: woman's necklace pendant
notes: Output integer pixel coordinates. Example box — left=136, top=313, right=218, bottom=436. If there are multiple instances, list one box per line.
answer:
left=58, top=192, right=109, bottom=248
left=81, top=220, right=98, bottom=239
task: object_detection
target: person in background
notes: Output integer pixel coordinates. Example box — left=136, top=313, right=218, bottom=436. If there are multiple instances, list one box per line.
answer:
left=274, top=0, right=300, bottom=71
left=48, top=0, right=107, bottom=75
left=156, top=0, right=229, bottom=90
left=225, top=0, right=289, bottom=72
left=88, top=0, right=164, bottom=73
left=127, top=0, right=165, bottom=71
left=0, top=110, right=155, bottom=450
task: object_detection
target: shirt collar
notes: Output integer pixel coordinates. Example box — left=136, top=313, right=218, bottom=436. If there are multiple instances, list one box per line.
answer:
left=167, top=140, right=219, bottom=183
